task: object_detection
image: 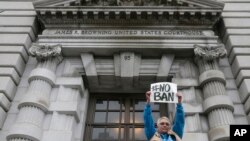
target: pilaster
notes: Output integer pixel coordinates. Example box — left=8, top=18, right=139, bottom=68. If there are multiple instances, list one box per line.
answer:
left=7, top=44, right=63, bottom=141
left=194, top=44, right=234, bottom=141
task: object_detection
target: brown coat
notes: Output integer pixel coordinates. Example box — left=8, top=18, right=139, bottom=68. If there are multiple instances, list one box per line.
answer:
left=150, top=131, right=182, bottom=141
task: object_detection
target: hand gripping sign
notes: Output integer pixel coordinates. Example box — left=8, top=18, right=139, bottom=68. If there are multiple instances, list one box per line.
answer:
left=150, top=82, right=178, bottom=103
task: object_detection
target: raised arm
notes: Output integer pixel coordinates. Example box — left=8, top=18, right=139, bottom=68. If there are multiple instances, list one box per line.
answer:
left=143, top=91, right=156, bottom=140
left=172, top=92, right=185, bottom=138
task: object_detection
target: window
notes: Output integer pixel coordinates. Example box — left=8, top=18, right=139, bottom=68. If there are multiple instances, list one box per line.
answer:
left=84, top=93, right=169, bottom=141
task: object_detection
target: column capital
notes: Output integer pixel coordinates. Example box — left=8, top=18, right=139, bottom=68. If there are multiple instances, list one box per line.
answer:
left=194, top=44, right=227, bottom=61
left=29, top=44, right=63, bottom=62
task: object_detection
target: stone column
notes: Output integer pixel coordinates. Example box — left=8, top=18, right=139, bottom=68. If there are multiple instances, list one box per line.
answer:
left=194, top=44, right=234, bottom=141
left=7, top=44, right=63, bottom=141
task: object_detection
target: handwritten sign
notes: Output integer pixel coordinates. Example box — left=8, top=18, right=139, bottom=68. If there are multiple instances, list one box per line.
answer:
left=150, top=82, right=178, bottom=103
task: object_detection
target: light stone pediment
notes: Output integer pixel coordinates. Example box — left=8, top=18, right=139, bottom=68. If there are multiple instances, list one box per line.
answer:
left=34, top=0, right=224, bottom=8
left=35, top=0, right=225, bottom=27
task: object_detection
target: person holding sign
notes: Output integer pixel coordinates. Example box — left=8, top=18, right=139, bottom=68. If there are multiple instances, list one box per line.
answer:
left=143, top=83, right=185, bottom=141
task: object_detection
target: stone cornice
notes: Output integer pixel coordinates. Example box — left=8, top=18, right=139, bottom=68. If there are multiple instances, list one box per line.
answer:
left=33, top=0, right=224, bottom=8
left=36, top=6, right=223, bottom=26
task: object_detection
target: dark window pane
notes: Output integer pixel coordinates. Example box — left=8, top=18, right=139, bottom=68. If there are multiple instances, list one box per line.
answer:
left=134, top=112, right=144, bottom=123
left=96, top=99, right=107, bottom=110
left=121, top=112, right=125, bottom=123
left=106, top=128, right=119, bottom=140
left=120, top=128, right=124, bottom=139
left=94, top=112, right=106, bottom=123
left=151, top=103, right=160, bottom=110
left=129, top=128, right=133, bottom=140
left=134, top=100, right=160, bottom=110
left=107, top=112, right=120, bottom=123
left=134, top=128, right=147, bottom=140
left=92, top=128, right=105, bottom=140
left=134, top=100, right=146, bottom=110
left=130, top=112, right=133, bottom=123
left=129, top=127, right=147, bottom=140
left=108, top=100, right=120, bottom=110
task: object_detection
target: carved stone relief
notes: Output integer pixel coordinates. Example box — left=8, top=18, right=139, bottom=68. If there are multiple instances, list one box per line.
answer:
left=194, top=44, right=227, bottom=61
left=29, top=44, right=63, bottom=62
left=84, top=0, right=173, bottom=6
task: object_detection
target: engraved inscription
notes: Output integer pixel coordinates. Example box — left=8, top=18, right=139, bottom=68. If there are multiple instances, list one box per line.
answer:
left=45, top=29, right=206, bottom=36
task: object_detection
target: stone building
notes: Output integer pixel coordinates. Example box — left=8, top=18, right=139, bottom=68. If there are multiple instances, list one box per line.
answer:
left=0, top=0, right=250, bottom=141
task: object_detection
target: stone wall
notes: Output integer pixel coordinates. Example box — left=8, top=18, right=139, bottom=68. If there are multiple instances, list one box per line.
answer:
left=0, top=0, right=36, bottom=135
left=221, top=0, right=250, bottom=124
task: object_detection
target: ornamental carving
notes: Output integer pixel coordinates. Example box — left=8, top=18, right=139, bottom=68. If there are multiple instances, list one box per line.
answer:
left=29, top=44, right=63, bottom=62
left=194, top=44, right=227, bottom=61
left=86, top=0, right=160, bottom=6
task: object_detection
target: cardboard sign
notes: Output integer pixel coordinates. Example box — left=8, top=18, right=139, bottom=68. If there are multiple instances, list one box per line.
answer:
left=150, top=82, right=178, bottom=103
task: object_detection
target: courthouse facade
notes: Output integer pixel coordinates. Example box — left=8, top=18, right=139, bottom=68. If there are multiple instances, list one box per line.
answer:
left=1, top=0, right=250, bottom=141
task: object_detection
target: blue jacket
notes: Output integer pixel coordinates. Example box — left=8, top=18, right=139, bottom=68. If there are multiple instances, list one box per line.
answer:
left=144, top=103, right=185, bottom=141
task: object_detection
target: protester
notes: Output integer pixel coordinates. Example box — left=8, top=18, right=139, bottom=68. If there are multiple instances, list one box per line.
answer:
left=144, top=91, right=185, bottom=141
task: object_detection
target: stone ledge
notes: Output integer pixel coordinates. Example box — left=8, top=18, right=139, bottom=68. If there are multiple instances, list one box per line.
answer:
left=0, top=45, right=28, bottom=63
left=238, top=79, right=250, bottom=103
left=222, top=12, right=250, bottom=18
left=0, top=17, right=37, bottom=34
left=49, top=101, right=80, bottom=123
left=231, top=56, right=250, bottom=78
left=0, top=93, right=10, bottom=112
left=0, top=27, right=36, bottom=42
left=235, top=70, right=250, bottom=87
left=0, top=2, right=34, bottom=10
left=225, top=35, right=250, bottom=56
left=55, top=77, right=85, bottom=96
left=0, top=67, right=20, bottom=85
left=0, top=54, right=25, bottom=76
left=203, top=95, right=234, bottom=114
left=0, top=11, right=36, bottom=17
left=229, top=48, right=250, bottom=64
left=222, top=29, right=250, bottom=44
left=244, top=96, right=250, bottom=115
left=0, top=34, right=32, bottom=53
left=0, top=107, right=7, bottom=130
left=0, top=77, right=17, bottom=101
left=223, top=3, right=250, bottom=11
left=224, top=19, right=250, bottom=28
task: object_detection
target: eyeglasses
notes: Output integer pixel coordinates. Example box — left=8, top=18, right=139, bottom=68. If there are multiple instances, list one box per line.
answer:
left=160, top=122, right=170, bottom=126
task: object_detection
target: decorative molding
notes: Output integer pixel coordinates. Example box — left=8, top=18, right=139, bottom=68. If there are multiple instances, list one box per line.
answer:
left=34, top=0, right=81, bottom=6
left=34, top=0, right=224, bottom=8
left=36, top=6, right=223, bottom=26
left=29, top=44, right=63, bottom=62
left=194, top=44, right=227, bottom=61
